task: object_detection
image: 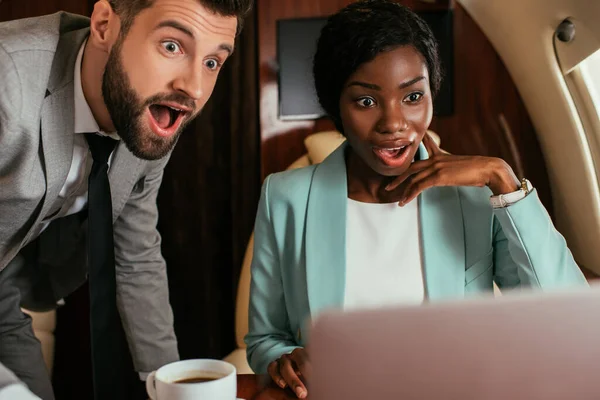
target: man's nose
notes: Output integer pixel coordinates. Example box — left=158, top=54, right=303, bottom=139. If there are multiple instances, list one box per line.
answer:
left=172, top=66, right=204, bottom=101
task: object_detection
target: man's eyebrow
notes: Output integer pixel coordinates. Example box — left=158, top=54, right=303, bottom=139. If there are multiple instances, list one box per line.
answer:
left=218, top=43, right=234, bottom=56
left=154, top=20, right=234, bottom=56
left=154, top=20, right=195, bottom=39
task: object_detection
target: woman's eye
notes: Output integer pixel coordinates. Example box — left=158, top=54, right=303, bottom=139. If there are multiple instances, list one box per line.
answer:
left=162, top=41, right=181, bottom=54
left=405, top=92, right=423, bottom=103
left=205, top=59, right=221, bottom=71
left=357, top=97, right=376, bottom=108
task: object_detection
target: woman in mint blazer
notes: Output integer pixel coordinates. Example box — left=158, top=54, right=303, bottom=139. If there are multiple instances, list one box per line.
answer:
left=245, top=1, right=587, bottom=397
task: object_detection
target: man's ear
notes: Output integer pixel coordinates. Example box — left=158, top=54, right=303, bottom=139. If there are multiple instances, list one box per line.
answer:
left=89, top=0, right=121, bottom=53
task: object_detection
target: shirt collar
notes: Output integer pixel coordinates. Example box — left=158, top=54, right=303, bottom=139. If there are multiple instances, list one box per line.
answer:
left=74, top=38, right=120, bottom=140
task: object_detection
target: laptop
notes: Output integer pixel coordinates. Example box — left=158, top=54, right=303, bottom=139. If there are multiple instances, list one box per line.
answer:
left=309, top=286, right=599, bottom=400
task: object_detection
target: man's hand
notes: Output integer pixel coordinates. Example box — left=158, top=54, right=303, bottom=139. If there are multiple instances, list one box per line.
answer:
left=268, top=348, right=311, bottom=398
left=385, top=132, right=520, bottom=205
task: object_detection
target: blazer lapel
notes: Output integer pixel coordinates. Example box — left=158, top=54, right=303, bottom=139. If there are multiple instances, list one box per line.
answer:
left=305, top=143, right=348, bottom=317
left=39, top=84, right=75, bottom=221
left=417, top=146, right=466, bottom=300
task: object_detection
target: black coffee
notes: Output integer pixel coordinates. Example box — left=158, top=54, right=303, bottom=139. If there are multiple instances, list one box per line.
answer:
left=174, top=376, right=220, bottom=384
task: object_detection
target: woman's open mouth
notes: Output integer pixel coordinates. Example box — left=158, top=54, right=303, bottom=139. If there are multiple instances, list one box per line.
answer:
left=372, top=144, right=412, bottom=168
left=147, top=103, right=189, bottom=138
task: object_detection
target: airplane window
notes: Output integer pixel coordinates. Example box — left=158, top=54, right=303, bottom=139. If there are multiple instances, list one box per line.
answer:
left=579, top=49, right=600, bottom=119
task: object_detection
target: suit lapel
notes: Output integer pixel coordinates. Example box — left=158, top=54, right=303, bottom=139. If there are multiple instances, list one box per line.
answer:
left=417, top=145, right=466, bottom=300
left=305, top=143, right=348, bottom=317
left=39, top=84, right=75, bottom=220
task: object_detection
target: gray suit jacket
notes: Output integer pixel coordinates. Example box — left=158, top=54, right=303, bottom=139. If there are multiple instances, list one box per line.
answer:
left=0, top=12, right=179, bottom=373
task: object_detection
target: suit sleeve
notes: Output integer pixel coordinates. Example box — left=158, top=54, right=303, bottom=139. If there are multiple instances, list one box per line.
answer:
left=112, top=158, right=179, bottom=375
left=492, top=189, right=588, bottom=290
left=245, top=175, right=301, bottom=374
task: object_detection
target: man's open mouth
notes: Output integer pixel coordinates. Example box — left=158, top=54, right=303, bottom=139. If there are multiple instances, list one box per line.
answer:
left=147, top=103, right=190, bottom=137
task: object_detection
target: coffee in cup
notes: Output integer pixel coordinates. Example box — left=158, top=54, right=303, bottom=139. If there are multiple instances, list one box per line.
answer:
left=174, top=375, right=223, bottom=384
left=146, top=359, right=236, bottom=400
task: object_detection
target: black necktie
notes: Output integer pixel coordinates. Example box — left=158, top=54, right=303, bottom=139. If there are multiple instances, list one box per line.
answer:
left=85, top=133, right=132, bottom=399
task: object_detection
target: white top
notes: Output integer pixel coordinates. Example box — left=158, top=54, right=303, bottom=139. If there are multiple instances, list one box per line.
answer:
left=344, top=198, right=425, bottom=311
left=36, top=39, right=117, bottom=235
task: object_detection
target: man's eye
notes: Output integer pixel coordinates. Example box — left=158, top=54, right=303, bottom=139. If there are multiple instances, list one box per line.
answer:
left=162, top=41, right=181, bottom=54
left=405, top=92, right=423, bottom=103
left=205, top=59, right=222, bottom=70
left=357, top=97, right=376, bottom=108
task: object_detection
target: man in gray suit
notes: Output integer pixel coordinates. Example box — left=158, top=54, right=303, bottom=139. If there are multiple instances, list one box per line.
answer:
left=0, top=0, right=251, bottom=398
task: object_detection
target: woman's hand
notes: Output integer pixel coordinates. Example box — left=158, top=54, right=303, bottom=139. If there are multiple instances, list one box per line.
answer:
left=268, top=348, right=311, bottom=398
left=385, top=132, right=520, bottom=205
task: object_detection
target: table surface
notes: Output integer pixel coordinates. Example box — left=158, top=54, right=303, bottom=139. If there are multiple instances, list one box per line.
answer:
left=237, top=374, right=301, bottom=400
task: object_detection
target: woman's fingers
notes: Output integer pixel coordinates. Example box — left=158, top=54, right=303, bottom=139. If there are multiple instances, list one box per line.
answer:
left=399, top=167, right=445, bottom=205
left=291, top=348, right=312, bottom=381
left=268, top=360, right=286, bottom=389
left=385, top=160, right=433, bottom=191
left=279, top=354, right=308, bottom=398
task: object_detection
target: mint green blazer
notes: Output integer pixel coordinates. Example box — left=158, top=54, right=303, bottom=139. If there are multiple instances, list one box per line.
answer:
left=245, top=142, right=587, bottom=373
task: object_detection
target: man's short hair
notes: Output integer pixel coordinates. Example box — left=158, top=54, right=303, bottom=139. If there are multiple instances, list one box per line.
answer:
left=108, top=0, right=253, bottom=35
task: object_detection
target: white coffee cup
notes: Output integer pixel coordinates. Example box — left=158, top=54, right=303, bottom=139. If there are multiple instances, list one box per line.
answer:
left=146, top=359, right=237, bottom=400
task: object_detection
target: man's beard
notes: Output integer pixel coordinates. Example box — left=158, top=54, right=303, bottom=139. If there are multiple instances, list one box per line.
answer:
left=101, top=39, right=197, bottom=160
